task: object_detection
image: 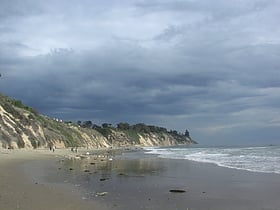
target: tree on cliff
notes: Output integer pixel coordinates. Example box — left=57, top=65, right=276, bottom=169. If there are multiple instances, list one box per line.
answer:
left=82, top=121, right=93, bottom=128
left=117, top=122, right=130, bottom=130
left=185, top=129, right=190, bottom=137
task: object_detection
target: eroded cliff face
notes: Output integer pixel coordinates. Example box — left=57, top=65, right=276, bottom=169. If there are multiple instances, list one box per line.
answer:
left=0, top=94, right=196, bottom=149
left=0, top=102, right=111, bottom=149
left=138, top=133, right=178, bottom=147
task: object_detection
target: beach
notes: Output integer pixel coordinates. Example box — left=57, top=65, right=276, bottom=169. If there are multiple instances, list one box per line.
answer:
left=60, top=151, right=280, bottom=210
left=0, top=149, right=106, bottom=210
left=1, top=148, right=280, bottom=210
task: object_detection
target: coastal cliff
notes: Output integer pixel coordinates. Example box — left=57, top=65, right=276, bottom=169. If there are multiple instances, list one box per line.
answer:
left=0, top=94, right=196, bottom=149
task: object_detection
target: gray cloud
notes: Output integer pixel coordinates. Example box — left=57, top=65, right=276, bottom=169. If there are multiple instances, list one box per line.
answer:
left=0, top=0, right=279, bottom=145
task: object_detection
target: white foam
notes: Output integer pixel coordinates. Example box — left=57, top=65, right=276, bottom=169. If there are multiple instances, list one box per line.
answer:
left=145, top=146, right=280, bottom=174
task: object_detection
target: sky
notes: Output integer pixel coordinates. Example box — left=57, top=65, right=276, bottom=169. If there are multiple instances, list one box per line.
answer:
left=0, top=0, right=280, bottom=146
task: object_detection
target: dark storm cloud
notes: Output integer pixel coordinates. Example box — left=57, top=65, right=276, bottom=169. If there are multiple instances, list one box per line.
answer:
left=136, top=0, right=271, bottom=18
left=0, top=0, right=280, bottom=145
left=0, top=0, right=46, bottom=21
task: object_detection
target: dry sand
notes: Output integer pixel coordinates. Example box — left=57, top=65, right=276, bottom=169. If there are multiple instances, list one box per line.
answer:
left=0, top=148, right=103, bottom=210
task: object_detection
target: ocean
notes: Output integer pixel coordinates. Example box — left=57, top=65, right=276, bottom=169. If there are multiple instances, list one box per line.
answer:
left=144, top=145, right=280, bottom=174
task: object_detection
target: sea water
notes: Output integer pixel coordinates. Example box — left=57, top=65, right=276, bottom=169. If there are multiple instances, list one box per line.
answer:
left=145, top=145, right=280, bottom=174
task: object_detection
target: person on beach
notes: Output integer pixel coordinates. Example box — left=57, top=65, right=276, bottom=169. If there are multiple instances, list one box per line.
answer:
left=52, top=145, right=55, bottom=152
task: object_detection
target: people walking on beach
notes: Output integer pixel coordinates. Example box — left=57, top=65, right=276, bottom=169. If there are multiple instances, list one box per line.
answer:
left=52, top=145, right=55, bottom=152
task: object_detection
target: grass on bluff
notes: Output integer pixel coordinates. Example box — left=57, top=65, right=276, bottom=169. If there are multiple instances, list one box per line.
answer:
left=122, top=129, right=141, bottom=144
left=36, top=115, right=82, bottom=147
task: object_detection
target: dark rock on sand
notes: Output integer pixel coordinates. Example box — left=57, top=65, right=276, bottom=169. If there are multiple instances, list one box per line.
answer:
left=118, top=173, right=127, bottom=176
left=169, top=189, right=186, bottom=193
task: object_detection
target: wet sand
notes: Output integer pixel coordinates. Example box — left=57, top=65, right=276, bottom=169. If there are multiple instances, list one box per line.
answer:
left=53, top=151, right=280, bottom=210
left=1, top=149, right=280, bottom=210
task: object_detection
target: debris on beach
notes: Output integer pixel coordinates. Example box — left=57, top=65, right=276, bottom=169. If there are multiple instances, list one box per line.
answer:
left=96, top=192, right=108, bottom=196
left=99, top=178, right=108, bottom=181
left=169, top=189, right=186, bottom=193
left=74, top=156, right=81, bottom=159
left=79, top=155, right=90, bottom=159
left=118, top=173, right=127, bottom=176
left=84, top=169, right=90, bottom=172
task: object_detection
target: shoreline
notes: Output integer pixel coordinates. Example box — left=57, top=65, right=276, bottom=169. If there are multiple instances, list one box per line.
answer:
left=1, top=148, right=280, bottom=210
left=52, top=150, right=280, bottom=210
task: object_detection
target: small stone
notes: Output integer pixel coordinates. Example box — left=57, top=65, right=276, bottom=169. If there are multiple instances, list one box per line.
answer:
left=169, top=189, right=186, bottom=193
left=118, top=173, right=126, bottom=176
